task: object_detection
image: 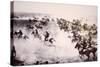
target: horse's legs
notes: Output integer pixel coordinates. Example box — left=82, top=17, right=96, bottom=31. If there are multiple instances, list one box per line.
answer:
left=85, top=51, right=90, bottom=61
left=79, top=54, right=83, bottom=59
left=92, top=52, right=97, bottom=60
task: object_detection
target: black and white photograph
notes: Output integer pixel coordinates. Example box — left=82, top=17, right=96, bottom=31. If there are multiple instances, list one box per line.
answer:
left=10, top=1, right=97, bottom=66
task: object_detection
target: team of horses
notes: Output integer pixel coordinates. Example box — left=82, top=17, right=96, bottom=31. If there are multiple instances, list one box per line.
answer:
left=57, top=18, right=97, bottom=61
left=13, top=16, right=56, bottom=45
left=11, top=16, right=97, bottom=65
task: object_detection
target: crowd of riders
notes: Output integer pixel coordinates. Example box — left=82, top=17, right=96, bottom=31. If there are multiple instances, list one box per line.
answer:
left=57, top=18, right=97, bottom=61
left=11, top=16, right=97, bottom=65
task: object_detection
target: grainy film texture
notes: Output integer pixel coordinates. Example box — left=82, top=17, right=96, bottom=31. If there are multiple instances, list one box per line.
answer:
left=10, top=1, right=97, bottom=66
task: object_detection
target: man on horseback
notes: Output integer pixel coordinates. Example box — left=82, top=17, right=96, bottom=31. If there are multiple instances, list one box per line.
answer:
left=18, top=30, right=23, bottom=38
left=44, top=31, right=49, bottom=41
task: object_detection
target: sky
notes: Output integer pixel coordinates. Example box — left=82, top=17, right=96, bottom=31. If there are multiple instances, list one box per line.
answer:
left=12, top=1, right=97, bottom=16
left=12, top=1, right=97, bottom=24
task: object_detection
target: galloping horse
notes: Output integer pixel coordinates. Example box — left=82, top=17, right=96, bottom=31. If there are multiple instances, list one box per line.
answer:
left=14, top=30, right=23, bottom=39
left=26, top=25, right=34, bottom=30
left=23, top=35, right=29, bottom=40
left=49, top=38, right=55, bottom=44
left=79, top=46, right=97, bottom=61
left=44, top=31, right=49, bottom=41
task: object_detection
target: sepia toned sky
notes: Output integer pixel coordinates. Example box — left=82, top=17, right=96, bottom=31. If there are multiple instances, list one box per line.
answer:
left=12, top=1, right=97, bottom=24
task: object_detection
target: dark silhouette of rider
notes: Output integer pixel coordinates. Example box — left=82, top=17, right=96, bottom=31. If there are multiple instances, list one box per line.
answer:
left=49, top=38, right=55, bottom=44
left=18, top=30, right=23, bottom=38
left=44, top=31, right=49, bottom=41
left=11, top=45, right=16, bottom=65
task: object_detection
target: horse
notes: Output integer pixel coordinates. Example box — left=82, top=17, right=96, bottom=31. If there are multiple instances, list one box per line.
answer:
left=31, top=29, right=41, bottom=39
left=23, top=35, right=29, bottom=40
left=71, top=30, right=80, bottom=42
left=14, top=31, right=19, bottom=37
left=14, top=30, right=23, bottom=39
left=49, top=38, right=55, bottom=44
left=26, top=25, right=34, bottom=30
left=40, top=18, right=49, bottom=26
left=75, top=42, right=82, bottom=50
left=35, top=25, right=43, bottom=29
left=44, top=31, right=49, bottom=41
left=32, top=18, right=38, bottom=22
left=89, top=46, right=97, bottom=59
left=18, top=30, right=23, bottom=38
left=78, top=46, right=97, bottom=61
